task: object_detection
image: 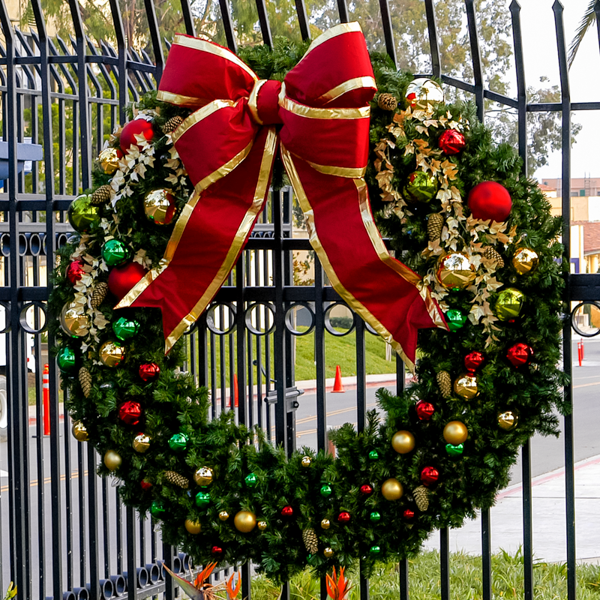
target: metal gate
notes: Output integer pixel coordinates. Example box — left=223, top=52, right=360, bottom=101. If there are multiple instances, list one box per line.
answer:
left=0, top=0, right=599, bottom=599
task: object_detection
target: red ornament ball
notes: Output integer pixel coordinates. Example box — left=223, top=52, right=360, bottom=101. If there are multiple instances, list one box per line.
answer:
left=120, top=116, right=154, bottom=153
left=281, top=505, right=294, bottom=517
left=464, top=351, right=485, bottom=373
left=211, top=546, right=223, bottom=557
left=507, top=343, right=534, bottom=368
left=360, top=484, right=374, bottom=495
left=66, top=260, right=85, bottom=284
left=438, top=129, right=466, bottom=155
left=337, top=511, right=351, bottom=523
left=403, top=508, right=415, bottom=521
left=140, top=478, right=152, bottom=491
left=420, top=466, right=439, bottom=487
left=139, top=363, right=160, bottom=382
left=108, top=262, right=147, bottom=302
left=119, top=401, right=142, bottom=426
left=415, top=400, right=435, bottom=421
left=468, top=181, right=512, bottom=222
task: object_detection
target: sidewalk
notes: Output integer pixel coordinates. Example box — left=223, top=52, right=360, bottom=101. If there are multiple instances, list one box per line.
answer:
left=423, top=454, right=600, bottom=563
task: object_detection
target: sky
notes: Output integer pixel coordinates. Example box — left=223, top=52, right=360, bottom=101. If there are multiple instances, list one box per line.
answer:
left=516, top=0, right=600, bottom=180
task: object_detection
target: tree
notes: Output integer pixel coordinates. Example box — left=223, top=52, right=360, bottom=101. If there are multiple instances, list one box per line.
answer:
left=568, top=0, right=597, bottom=67
left=31, top=0, right=576, bottom=177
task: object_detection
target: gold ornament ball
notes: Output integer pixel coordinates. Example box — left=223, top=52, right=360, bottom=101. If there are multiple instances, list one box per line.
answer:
left=194, top=466, right=214, bottom=486
left=323, top=547, right=334, bottom=558
left=301, top=456, right=312, bottom=468
left=392, top=430, right=416, bottom=454
left=381, top=478, right=404, bottom=501
left=72, top=421, right=89, bottom=442
left=185, top=519, right=202, bottom=534
left=453, top=373, right=479, bottom=399
left=498, top=410, right=519, bottom=431
left=99, top=341, right=125, bottom=368
left=218, top=511, right=230, bottom=521
left=494, top=288, right=526, bottom=321
left=132, top=433, right=151, bottom=453
left=321, top=518, right=331, bottom=530
left=436, top=253, right=476, bottom=291
left=98, top=147, right=120, bottom=174
left=60, top=303, right=90, bottom=338
left=443, top=421, right=468, bottom=445
left=104, top=449, right=122, bottom=471
left=144, top=189, right=176, bottom=225
left=234, top=510, right=257, bottom=533
left=512, top=248, right=539, bottom=275
left=257, top=520, right=268, bottom=531
left=405, top=78, right=444, bottom=109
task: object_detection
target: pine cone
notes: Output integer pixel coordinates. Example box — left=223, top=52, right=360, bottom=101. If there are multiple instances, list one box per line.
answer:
left=413, top=486, right=429, bottom=512
left=164, top=471, right=189, bottom=489
left=162, top=115, right=184, bottom=134
left=302, top=528, right=319, bottom=554
left=378, top=93, right=398, bottom=112
left=427, top=213, right=444, bottom=241
left=90, top=282, right=109, bottom=309
left=436, top=371, right=452, bottom=398
left=483, top=246, right=505, bottom=268
left=79, top=367, right=92, bottom=398
left=90, top=184, right=112, bottom=206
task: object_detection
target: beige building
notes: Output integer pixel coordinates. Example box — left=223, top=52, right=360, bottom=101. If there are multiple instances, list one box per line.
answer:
left=541, top=182, right=600, bottom=274
left=541, top=177, right=600, bottom=198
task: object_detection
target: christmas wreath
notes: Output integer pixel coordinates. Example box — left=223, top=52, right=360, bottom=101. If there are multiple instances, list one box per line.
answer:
left=50, top=26, right=567, bottom=583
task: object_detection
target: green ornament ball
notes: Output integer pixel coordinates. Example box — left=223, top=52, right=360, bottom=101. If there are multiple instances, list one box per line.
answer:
left=68, top=194, right=99, bottom=233
left=369, top=545, right=381, bottom=555
left=446, top=443, right=464, bottom=456
left=495, top=288, right=526, bottom=321
left=245, top=473, right=257, bottom=488
left=102, top=239, right=131, bottom=267
left=57, top=347, right=76, bottom=372
left=446, top=309, right=467, bottom=331
left=368, top=450, right=379, bottom=461
left=320, top=484, right=332, bottom=497
left=168, top=433, right=188, bottom=452
left=150, top=500, right=165, bottom=518
left=112, top=316, right=140, bottom=341
left=195, top=491, right=211, bottom=507
left=403, top=171, right=438, bottom=203
left=369, top=511, right=381, bottom=522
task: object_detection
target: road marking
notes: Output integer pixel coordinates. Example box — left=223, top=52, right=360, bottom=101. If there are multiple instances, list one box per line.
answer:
left=574, top=381, right=600, bottom=389
left=295, top=402, right=378, bottom=426
left=1, top=470, right=86, bottom=493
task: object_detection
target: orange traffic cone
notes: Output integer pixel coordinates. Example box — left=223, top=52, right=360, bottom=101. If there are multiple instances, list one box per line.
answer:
left=332, top=365, right=345, bottom=393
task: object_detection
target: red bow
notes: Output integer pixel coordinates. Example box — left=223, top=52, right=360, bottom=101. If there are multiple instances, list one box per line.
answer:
left=117, top=23, right=446, bottom=368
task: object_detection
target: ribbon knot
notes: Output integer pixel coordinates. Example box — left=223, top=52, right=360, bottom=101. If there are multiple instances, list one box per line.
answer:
left=248, top=80, right=283, bottom=126
left=117, top=23, right=447, bottom=369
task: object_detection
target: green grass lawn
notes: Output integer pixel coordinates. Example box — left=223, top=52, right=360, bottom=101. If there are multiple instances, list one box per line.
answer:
left=252, top=549, right=600, bottom=600
left=194, top=328, right=395, bottom=388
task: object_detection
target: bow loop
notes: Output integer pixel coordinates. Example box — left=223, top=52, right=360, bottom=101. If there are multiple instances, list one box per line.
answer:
left=283, top=23, right=377, bottom=108
left=159, top=35, right=256, bottom=107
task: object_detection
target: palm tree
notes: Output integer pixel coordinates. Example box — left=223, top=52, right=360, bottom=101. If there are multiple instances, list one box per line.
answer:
left=568, top=0, right=600, bottom=68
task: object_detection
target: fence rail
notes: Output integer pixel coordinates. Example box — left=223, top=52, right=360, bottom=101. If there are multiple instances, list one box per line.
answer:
left=0, top=0, right=599, bottom=599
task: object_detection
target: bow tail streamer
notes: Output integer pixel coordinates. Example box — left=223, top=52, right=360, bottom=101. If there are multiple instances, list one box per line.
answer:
left=281, top=147, right=446, bottom=370
left=118, top=127, right=277, bottom=353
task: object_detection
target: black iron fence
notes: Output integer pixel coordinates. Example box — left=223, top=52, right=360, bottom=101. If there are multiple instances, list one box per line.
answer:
left=0, top=0, right=599, bottom=599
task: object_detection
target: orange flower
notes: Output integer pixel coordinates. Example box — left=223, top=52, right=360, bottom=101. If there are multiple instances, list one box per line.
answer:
left=325, top=567, right=352, bottom=600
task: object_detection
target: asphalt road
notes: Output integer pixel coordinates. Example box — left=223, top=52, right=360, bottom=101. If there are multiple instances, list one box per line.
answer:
left=1, top=338, right=599, bottom=592
left=291, top=337, right=600, bottom=484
